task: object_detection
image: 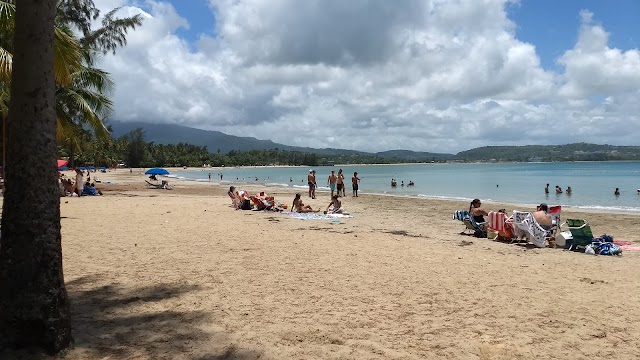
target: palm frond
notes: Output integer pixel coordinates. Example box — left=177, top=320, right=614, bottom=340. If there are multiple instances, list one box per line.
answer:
left=81, top=7, right=143, bottom=58
left=54, top=26, right=83, bottom=86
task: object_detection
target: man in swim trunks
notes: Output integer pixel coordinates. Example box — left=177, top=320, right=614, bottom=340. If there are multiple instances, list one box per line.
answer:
left=336, top=169, right=345, bottom=197
left=352, top=172, right=360, bottom=197
left=308, top=170, right=316, bottom=199
left=327, top=170, right=337, bottom=198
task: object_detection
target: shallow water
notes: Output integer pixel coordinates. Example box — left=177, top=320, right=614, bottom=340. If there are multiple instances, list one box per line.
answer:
left=170, top=162, right=640, bottom=212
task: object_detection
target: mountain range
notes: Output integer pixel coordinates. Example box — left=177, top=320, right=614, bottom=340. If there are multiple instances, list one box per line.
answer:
left=108, top=121, right=452, bottom=160
left=109, top=121, right=640, bottom=162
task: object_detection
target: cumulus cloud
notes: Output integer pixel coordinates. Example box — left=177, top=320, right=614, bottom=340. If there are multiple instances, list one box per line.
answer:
left=94, top=0, right=640, bottom=153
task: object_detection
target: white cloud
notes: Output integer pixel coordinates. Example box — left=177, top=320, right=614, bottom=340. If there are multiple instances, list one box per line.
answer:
left=94, top=1, right=640, bottom=153
left=558, top=10, right=640, bottom=98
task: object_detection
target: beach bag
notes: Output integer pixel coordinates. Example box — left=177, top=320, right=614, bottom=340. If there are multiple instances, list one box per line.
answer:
left=595, top=242, right=622, bottom=256
left=241, top=199, right=252, bottom=210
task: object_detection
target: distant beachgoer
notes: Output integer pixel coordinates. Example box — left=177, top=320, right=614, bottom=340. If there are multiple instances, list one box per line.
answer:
left=149, top=174, right=158, bottom=181
left=290, top=177, right=293, bottom=182
left=336, top=169, right=345, bottom=197
left=401, top=181, right=404, bottom=187
left=75, top=168, right=83, bottom=196
left=555, top=185, right=562, bottom=194
left=544, top=183, right=549, bottom=194
left=307, top=170, right=316, bottom=199
left=292, top=193, right=317, bottom=213
left=408, top=181, right=414, bottom=186
left=533, top=203, right=553, bottom=230
left=566, top=186, right=572, bottom=194
left=615, top=188, right=620, bottom=196
left=325, top=195, right=344, bottom=214
left=352, top=172, right=361, bottom=197
left=327, top=170, right=337, bottom=198
left=208, top=173, right=211, bottom=181
left=391, top=179, right=397, bottom=187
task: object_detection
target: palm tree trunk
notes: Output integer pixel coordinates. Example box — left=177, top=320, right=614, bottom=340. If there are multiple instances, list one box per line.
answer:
left=0, top=0, right=72, bottom=354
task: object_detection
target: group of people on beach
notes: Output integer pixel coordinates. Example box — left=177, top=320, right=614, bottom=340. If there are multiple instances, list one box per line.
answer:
left=228, top=186, right=347, bottom=215
left=308, top=169, right=361, bottom=199
left=59, top=168, right=102, bottom=197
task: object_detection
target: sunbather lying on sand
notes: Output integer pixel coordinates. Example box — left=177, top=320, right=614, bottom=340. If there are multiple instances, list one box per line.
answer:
left=293, top=193, right=318, bottom=213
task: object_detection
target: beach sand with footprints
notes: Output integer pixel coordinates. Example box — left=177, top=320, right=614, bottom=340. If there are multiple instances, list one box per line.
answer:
left=5, top=167, right=640, bottom=359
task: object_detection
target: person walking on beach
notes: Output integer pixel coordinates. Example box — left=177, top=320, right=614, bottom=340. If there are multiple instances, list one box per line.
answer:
left=336, top=169, right=345, bottom=197
left=352, top=172, right=361, bottom=197
left=308, top=170, right=316, bottom=199
left=327, top=170, right=337, bottom=198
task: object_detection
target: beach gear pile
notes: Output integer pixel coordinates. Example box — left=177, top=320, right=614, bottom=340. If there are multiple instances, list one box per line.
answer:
left=453, top=209, right=624, bottom=256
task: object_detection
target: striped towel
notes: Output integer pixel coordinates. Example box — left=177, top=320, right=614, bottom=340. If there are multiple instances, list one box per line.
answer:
left=453, top=210, right=470, bottom=221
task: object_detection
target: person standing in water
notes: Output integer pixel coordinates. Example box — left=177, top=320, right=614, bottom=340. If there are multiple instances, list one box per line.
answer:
left=615, top=188, right=620, bottom=196
left=544, top=183, right=550, bottom=194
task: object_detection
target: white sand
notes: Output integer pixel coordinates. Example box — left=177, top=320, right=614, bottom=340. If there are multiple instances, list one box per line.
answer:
left=3, top=168, right=640, bottom=359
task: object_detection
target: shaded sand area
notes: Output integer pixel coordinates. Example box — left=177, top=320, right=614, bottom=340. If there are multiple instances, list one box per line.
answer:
left=3, top=169, right=640, bottom=359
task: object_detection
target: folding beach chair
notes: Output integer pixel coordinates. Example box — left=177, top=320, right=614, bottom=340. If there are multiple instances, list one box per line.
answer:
left=487, top=211, right=514, bottom=241
left=511, top=211, right=548, bottom=248
left=562, top=219, right=594, bottom=251
left=511, top=211, right=530, bottom=244
left=145, top=180, right=163, bottom=189
left=453, top=210, right=485, bottom=235
left=549, top=205, right=561, bottom=225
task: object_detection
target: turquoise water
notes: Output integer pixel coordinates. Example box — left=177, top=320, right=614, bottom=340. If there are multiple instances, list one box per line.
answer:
left=169, top=162, right=640, bottom=212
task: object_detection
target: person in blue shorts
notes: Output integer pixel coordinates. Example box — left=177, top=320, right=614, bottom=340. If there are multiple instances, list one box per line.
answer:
left=327, top=170, right=337, bottom=198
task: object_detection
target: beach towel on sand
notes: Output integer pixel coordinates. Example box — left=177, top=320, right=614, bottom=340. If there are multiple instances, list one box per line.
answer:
left=282, top=212, right=353, bottom=220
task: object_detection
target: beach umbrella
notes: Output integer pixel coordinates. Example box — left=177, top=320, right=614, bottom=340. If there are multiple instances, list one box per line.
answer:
left=89, top=166, right=95, bottom=170
left=145, top=168, right=170, bottom=175
left=99, top=167, right=106, bottom=171
left=57, top=159, right=68, bottom=169
left=79, top=167, right=86, bottom=171
left=58, top=166, right=68, bottom=171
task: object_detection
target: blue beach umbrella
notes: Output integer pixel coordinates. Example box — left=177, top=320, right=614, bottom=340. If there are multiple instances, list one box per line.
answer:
left=58, top=166, right=68, bottom=171
left=89, top=166, right=95, bottom=170
left=99, top=167, right=107, bottom=171
left=79, top=167, right=86, bottom=171
left=145, top=168, right=170, bottom=175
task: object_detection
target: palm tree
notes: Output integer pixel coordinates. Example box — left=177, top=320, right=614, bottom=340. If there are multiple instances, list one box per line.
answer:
left=0, top=0, right=72, bottom=353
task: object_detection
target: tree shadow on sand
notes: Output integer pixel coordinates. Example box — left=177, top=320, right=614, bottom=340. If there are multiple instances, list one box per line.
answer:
left=61, top=274, right=263, bottom=359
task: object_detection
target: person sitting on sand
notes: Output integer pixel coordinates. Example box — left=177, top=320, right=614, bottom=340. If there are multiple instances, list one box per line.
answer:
left=292, top=193, right=317, bottom=213
left=469, top=198, right=488, bottom=225
left=325, top=195, right=344, bottom=214
left=161, top=180, right=173, bottom=190
left=149, top=174, right=158, bottom=181
left=82, top=181, right=103, bottom=196
left=532, top=203, right=553, bottom=230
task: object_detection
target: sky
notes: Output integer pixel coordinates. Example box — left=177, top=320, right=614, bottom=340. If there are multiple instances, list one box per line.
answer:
left=92, top=0, right=640, bottom=153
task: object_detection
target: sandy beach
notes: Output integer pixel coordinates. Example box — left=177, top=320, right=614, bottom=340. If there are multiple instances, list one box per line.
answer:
left=3, top=168, right=640, bottom=359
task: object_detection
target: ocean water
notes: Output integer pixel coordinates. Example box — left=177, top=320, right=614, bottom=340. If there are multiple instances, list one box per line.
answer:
left=169, top=162, right=640, bottom=212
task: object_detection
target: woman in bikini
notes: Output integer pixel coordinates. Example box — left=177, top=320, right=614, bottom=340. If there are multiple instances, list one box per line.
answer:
left=292, top=193, right=317, bottom=213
